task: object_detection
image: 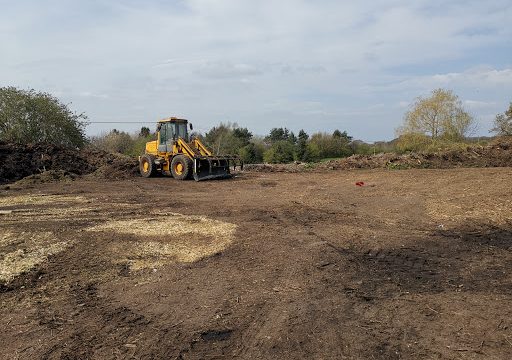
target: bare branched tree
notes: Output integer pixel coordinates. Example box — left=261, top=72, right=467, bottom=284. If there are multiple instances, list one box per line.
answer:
left=491, top=103, right=512, bottom=136
left=399, top=88, right=475, bottom=141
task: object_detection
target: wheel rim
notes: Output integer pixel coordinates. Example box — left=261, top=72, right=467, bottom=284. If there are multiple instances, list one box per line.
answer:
left=143, top=161, right=149, bottom=172
left=175, top=162, right=184, bottom=175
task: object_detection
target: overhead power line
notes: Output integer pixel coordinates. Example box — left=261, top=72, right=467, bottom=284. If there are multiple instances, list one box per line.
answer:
left=86, top=121, right=155, bottom=124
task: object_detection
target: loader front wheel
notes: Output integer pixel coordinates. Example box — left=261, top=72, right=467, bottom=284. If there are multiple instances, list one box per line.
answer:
left=171, top=155, right=192, bottom=180
left=140, top=154, right=157, bottom=178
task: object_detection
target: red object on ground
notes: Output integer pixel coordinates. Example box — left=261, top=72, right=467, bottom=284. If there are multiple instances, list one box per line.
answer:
left=355, top=181, right=365, bottom=187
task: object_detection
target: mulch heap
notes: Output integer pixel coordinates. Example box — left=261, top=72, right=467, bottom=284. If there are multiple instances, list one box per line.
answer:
left=0, top=142, right=139, bottom=185
left=244, top=137, right=512, bottom=173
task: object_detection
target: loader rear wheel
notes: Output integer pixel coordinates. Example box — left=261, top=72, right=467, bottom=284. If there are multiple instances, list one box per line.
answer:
left=171, top=155, right=192, bottom=180
left=140, top=154, right=156, bottom=178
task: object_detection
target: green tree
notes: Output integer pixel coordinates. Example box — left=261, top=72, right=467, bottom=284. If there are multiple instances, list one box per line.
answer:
left=263, top=140, right=295, bottom=163
left=333, top=129, right=352, bottom=142
left=265, top=127, right=291, bottom=144
left=308, top=132, right=352, bottom=160
left=399, top=88, right=475, bottom=141
left=296, top=129, right=309, bottom=161
left=204, top=122, right=252, bottom=154
left=204, top=123, right=230, bottom=153
left=239, top=142, right=265, bottom=164
left=232, top=127, right=253, bottom=145
left=491, top=102, right=512, bottom=136
left=0, top=86, right=87, bottom=147
left=288, top=131, right=297, bottom=144
left=139, top=126, right=150, bottom=137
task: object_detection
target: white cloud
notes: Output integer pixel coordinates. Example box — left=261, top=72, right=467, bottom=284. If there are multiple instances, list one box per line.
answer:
left=0, top=0, right=511, bottom=140
left=464, top=100, right=497, bottom=109
left=79, top=91, right=109, bottom=99
left=431, top=68, right=512, bottom=86
left=384, top=67, right=512, bottom=92
left=196, top=62, right=262, bottom=79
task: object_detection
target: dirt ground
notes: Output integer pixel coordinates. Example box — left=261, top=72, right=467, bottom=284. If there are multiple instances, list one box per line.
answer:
left=0, top=168, right=511, bottom=359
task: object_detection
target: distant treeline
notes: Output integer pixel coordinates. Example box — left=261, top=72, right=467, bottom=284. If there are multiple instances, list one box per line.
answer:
left=88, top=124, right=396, bottom=164
left=1, top=86, right=511, bottom=163
left=89, top=122, right=499, bottom=164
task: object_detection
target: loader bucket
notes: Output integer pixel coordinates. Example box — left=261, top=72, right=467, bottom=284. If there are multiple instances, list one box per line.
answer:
left=193, top=157, right=234, bottom=181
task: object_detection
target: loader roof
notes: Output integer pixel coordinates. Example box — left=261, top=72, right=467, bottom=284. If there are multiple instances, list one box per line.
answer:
left=158, top=117, right=188, bottom=123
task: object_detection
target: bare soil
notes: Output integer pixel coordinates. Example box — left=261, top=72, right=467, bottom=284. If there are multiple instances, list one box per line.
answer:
left=0, top=168, right=511, bottom=359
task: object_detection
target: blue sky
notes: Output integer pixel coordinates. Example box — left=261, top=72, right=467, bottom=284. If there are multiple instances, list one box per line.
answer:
left=1, top=0, right=511, bottom=141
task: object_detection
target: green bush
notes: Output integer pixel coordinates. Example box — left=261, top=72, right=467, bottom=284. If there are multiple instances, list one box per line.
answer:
left=304, top=142, right=321, bottom=161
left=126, top=135, right=154, bottom=157
left=89, top=129, right=135, bottom=154
left=395, top=133, right=479, bottom=153
left=395, top=133, right=432, bottom=153
left=352, top=142, right=373, bottom=155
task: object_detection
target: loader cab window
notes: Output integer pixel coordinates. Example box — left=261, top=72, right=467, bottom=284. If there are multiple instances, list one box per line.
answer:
left=159, top=121, right=188, bottom=146
left=159, top=122, right=175, bottom=145
left=176, top=122, right=188, bottom=141
left=160, top=123, right=172, bottom=144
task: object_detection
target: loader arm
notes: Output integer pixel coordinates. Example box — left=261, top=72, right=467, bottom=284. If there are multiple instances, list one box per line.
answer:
left=175, top=138, right=197, bottom=158
left=174, top=137, right=241, bottom=181
left=192, top=138, right=212, bottom=156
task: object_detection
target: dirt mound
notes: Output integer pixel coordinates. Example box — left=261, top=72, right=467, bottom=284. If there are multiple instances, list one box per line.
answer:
left=327, top=137, right=512, bottom=170
left=0, top=142, right=93, bottom=184
left=80, top=148, right=139, bottom=180
left=0, top=142, right=138, bottom=185
left=245, top=136, right=512, bottom=173
left=10, top=170, right=78, bottom=187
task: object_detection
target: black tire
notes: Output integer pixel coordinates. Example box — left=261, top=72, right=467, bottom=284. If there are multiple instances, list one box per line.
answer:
left=170, top=155, right=193, bottom=180
left=139, top=154, right=156, bottom=178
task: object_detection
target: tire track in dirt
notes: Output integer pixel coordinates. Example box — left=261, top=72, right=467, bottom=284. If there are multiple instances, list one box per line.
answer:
left=242, top=195, right=512, bottom=358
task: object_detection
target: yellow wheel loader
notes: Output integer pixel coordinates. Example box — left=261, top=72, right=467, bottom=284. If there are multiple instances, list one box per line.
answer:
left=139, top=117, right=242, bottom=181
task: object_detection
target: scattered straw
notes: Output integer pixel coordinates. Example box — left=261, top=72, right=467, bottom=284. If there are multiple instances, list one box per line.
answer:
left=88, top=214, right=237, bottom=270
left=0, top=232, right=70, bottom=283
left=0, top=207, right=98, bottom=225
left=426, top=197, right=512, bottom=225
left=87, top=213, right=236, bottom=238
left=0, top=194, right=87, bottom=206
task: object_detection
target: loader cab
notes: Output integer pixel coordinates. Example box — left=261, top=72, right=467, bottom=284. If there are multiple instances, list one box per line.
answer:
left=157, top=118, right=189, bottom=152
